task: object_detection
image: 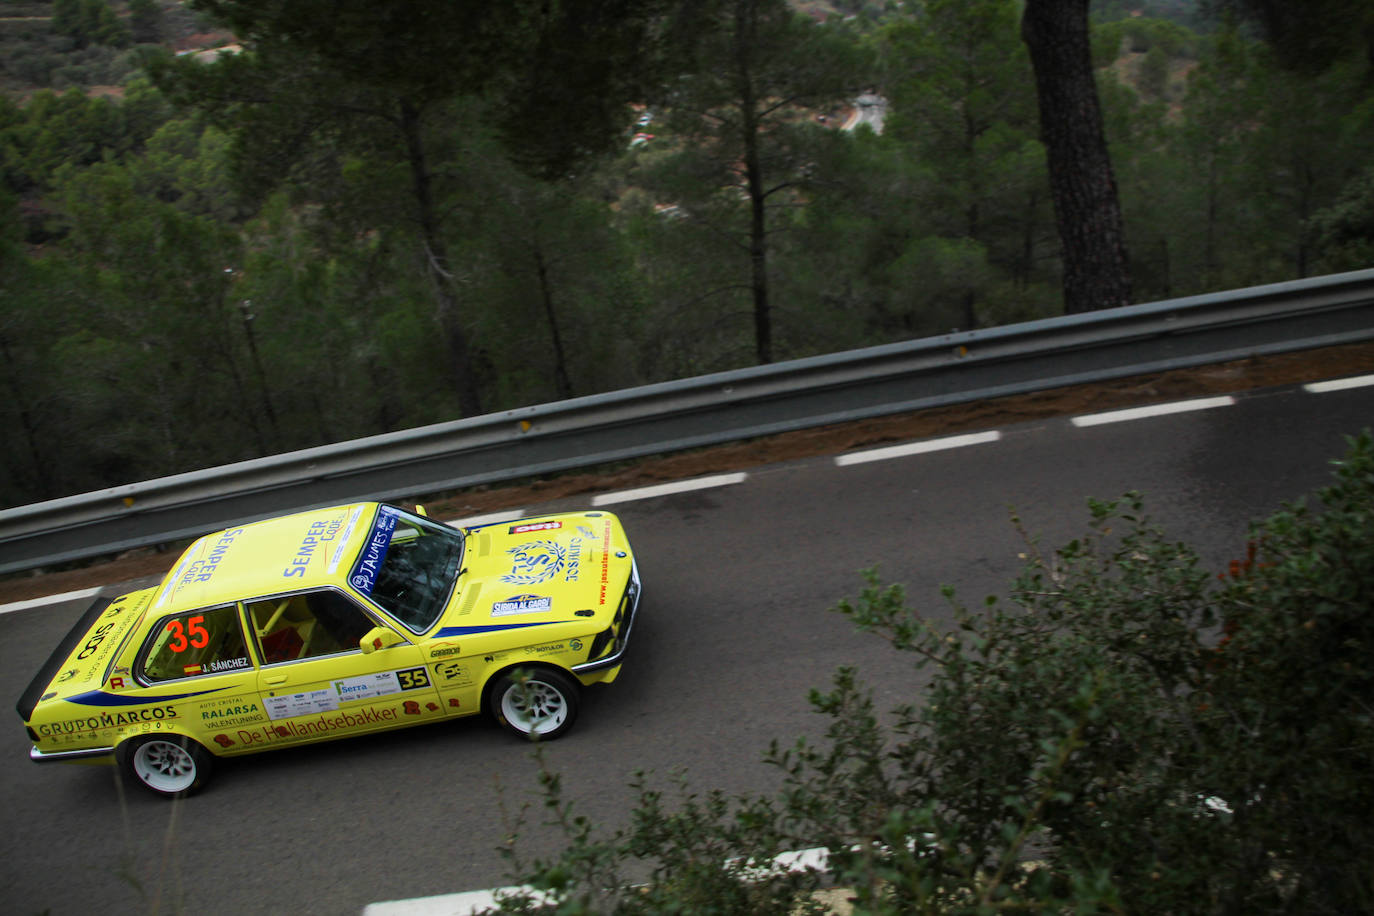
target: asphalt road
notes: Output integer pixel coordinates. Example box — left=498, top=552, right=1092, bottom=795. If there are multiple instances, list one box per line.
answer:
left=3, top=378, right=1370, bottom=915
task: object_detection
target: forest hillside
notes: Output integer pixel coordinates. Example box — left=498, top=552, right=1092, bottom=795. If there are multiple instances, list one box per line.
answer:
left=2, top=0, right=1372, bottom=508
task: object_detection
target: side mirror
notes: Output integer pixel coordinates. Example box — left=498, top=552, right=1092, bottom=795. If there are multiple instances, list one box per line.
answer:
left=414, top=504, right=429, bottom=517
left=359, top=626, right=398, bottom=654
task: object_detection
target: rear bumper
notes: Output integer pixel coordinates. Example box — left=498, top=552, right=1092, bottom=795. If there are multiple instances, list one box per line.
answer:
left=572, top=560, right=640, bottom=675
left=30, top=744, right=115, bottom=764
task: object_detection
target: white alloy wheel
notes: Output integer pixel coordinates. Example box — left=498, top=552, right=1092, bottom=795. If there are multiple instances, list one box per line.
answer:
left=494, top=669, right=580, bottom=739
left=119, top=735, right=212, bottom=797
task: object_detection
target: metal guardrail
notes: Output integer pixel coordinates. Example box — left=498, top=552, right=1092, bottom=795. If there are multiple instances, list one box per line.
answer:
left=3, top=268, right=1373, bottom=575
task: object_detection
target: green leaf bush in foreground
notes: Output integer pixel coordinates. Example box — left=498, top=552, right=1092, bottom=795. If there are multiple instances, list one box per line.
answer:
left=494, top=431, right=1374, bottom=915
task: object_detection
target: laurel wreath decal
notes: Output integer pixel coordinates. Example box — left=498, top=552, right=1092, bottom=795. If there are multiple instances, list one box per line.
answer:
left=501, top=540, right=567, bottom=585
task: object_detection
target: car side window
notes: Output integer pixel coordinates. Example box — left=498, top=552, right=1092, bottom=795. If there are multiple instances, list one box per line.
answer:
left=141, top=605, right=253, bottom=682
left=247, top=590, right=376, bottom=664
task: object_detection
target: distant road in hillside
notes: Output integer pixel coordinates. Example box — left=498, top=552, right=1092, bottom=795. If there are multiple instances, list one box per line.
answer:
left=844, top=92, right=887, bottom=133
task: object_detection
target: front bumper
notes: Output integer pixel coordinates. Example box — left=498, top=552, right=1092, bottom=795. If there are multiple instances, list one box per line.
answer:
left=572, top=560, right=640, bottom=675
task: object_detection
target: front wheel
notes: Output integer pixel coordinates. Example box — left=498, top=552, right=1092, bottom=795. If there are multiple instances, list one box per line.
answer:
left=117, top=735, right=213, bottom=798
left=490, top=668, right=581, bottom=740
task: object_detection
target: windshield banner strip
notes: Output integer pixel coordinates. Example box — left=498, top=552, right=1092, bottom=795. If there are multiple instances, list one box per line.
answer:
left=350, top=506, right=399, bottom=597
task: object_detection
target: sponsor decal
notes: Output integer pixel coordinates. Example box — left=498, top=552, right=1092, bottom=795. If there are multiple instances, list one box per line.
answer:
left=265, top=689, right=338, bottom=720
left=570, top=638, right=583, bottom=652
left=434, top=662, right=471, bottom=685
left=331, top=668, right=430, bottom=704
left=283, top=518, right=333, bottom=578
left=563, top=537, right=585, bottom=583
left=184, top=664, right=203, bottom=676
left=448, top=698, right=462, bottom=708
left=37, top=705, right=180, bottom=737
left=501, top=540, right=567, bottom=586
left=109, top=677, right=126, bottom=690
left=509, top=520, right=562, bottom=534
left=492, top=594, right=553, bottom=617
left=350, top=507, right=400, bottom=596
left=326, top=506, right=365, bottom=574
left=199, top=703, right=265, bottom=730
left=402, top=700, right=421, bottom=715
left=76, top=622, right=116, bottom=661
left=194, top=528, right=242, bottom=583
left=429, top=641, right=462, bottom=659
left=200, top=699, right=266, bottom=729
left=524, top=642, right=567, bottom=656
left=57, top=669, right=78, bottom=683
left=214, top=734, right=235, bottom=748
left=333, top=672, right=400, bottom=702
left=234, top=706, right=401, bottom=745
left=598, top=520, right=613, bottom=604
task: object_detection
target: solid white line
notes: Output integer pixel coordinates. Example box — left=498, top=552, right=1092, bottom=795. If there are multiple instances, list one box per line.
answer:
left=1071, top=395, right=1235, bottom=428
left=834, top=430, right=1002, bottom=467
left=1304, top=373, right=1374, bottom=393
left=0, top=586, right=104, bottom=617
left=592, top=472, right=748, bottom=506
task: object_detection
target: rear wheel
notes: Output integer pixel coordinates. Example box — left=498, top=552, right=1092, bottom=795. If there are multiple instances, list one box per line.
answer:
left=117, top=735, right=213, bottom=798
left=490, top=668, right=580, bottom=740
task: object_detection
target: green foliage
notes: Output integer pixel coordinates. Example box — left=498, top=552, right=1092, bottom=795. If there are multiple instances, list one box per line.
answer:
left=494, top=433, right=1374, bottom=914
left=1, top=1, right=1373, bottom=503
left=52, top=0, right=129, bottom=50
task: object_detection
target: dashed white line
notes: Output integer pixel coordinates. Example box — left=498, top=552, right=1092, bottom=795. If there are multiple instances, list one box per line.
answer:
left=1304, top=373, right=1374, bottom=393
left=447, top=509, right=526, bottom=528
left=0, top=586, right=103, bottom=616
left=1071, top=395, right=1236, bottom=428
left=364, top=886, right=553, bottom=916
left=834, top=430, right=1002, bottom=467
left=592, top=472, right=748, bottom=506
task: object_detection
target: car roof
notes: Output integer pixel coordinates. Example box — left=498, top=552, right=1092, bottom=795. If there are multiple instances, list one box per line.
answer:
left=150, top=503, right=379, bottom=615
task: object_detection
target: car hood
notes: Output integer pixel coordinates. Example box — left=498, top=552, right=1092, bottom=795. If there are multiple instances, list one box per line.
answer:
left=437, top=512, right=633, bottom=635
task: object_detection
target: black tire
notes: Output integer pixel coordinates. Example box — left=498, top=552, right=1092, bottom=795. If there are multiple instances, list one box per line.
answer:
left=116, top=734, right=213, bottom=798
left=489, top=667, right=581, bottom=740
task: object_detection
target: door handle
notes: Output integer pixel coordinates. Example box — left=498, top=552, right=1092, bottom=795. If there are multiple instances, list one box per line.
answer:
left=265, top=675, right=288, bottom=685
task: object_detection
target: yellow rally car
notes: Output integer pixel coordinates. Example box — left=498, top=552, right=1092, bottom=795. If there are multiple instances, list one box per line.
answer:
left=16, top=503, right=640, bottom=798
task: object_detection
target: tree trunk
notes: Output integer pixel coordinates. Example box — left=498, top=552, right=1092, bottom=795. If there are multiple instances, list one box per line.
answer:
left=1021, top=0, right=1131, bottom=313
left=399, top=99, right=484, bottom=417
left=736, top=0, right=772, bottom=364
left=533, top=246, right=574, bottom=399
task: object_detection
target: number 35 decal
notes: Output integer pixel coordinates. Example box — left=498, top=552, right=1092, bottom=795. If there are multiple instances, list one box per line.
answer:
left=166, top=615, right=210, bottom=653
left=396, top=667, right=430, bottom=690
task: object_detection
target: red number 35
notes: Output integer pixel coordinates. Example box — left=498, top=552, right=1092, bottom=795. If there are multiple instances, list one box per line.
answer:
left=167, top=615, right=210, bottom=653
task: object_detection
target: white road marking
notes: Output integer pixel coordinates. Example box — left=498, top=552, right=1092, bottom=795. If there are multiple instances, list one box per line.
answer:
left=834, top=430, right=1002, bottom=467
left=592, top=472, right=748, bottom=506
left=0, top=586, right=103, bottom=616
left=1071, top=395, right=1235, bottom=428
left=363, top=887, right=553, bottom=916
left=1304, top=373, right=1374, bottom=393
left=447, top=509, right=525, bottom=528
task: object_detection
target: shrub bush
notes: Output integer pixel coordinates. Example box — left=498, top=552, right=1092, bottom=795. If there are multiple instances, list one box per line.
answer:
left=495, top=431, right=1374, bottom=914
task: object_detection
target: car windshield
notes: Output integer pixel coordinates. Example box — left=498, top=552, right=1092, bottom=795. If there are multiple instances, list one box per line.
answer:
left=348, top=506, right=466, bottom=633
